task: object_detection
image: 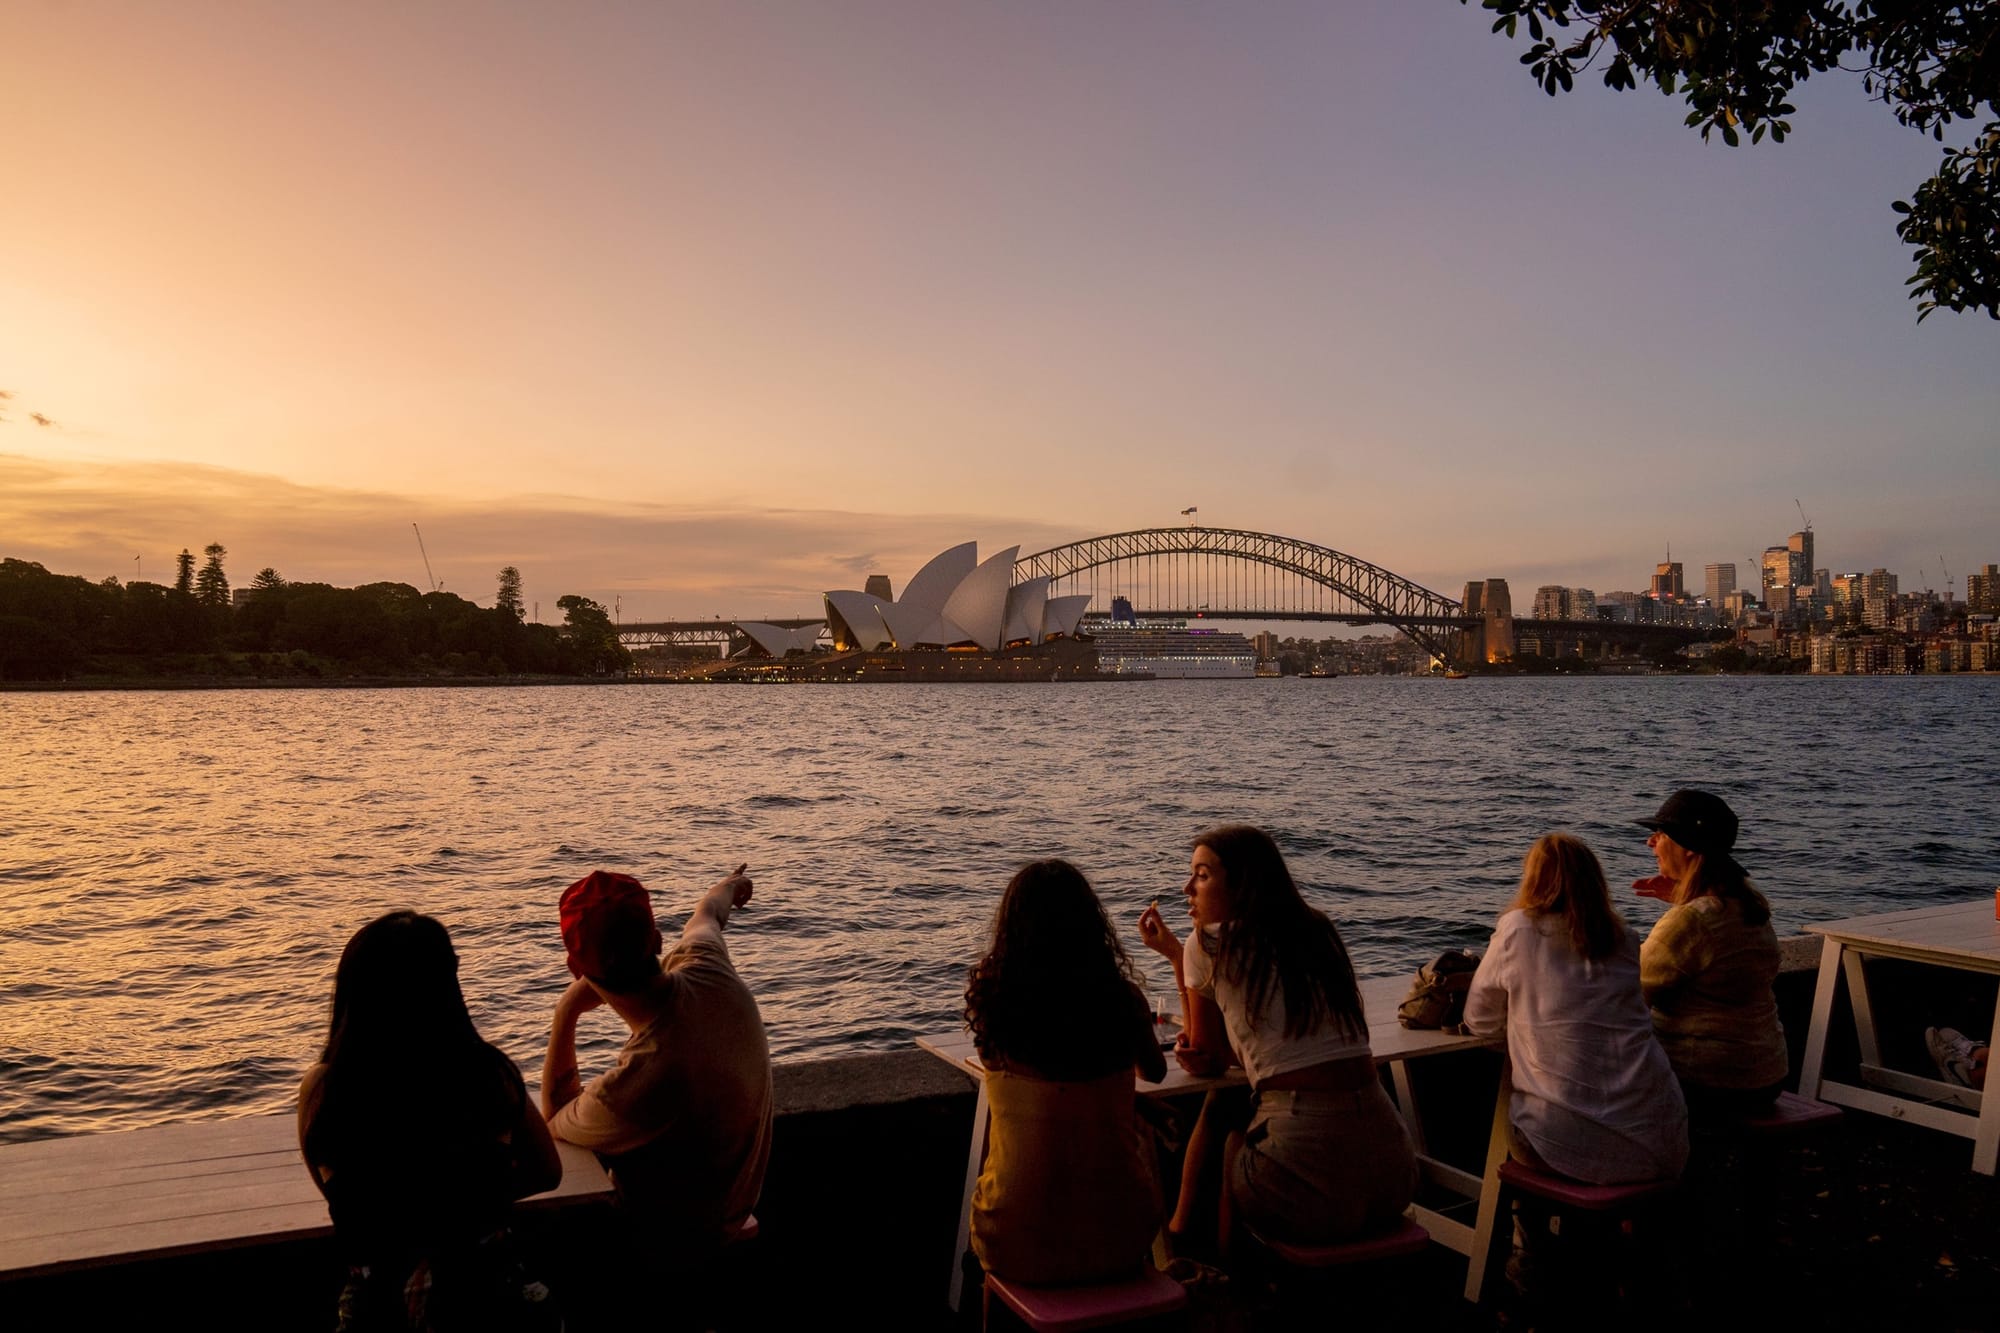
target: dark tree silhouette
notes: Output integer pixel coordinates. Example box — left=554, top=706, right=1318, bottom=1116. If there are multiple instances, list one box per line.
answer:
left=195, top=543, right=230, bottom=608
left=496, top=566, right=524, bottom=622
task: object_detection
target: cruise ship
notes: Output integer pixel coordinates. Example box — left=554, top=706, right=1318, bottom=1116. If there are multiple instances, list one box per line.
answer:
left=1084, top=614, right=1258, bottom=679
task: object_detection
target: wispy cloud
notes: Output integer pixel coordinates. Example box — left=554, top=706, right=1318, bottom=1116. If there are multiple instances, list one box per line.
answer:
left=29, top=413, right=57, bottom=429
left=0, top=453, right=1076, bottom=619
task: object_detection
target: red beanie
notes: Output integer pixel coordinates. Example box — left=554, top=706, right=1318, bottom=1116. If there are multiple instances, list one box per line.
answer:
left=559, top=871, right=657, bottom=982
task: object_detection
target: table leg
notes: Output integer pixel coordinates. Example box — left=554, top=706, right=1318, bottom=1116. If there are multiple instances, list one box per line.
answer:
left=1388, top=1059, right=1428, bottom=1157
left=1842, top=949, right=1882, bottom=1067
left=1461, top=1077, right=1512, bottom=1305
left=946, top=1076, right=990, bottom=1314
left=1798, top=937, right=1844, bottom=1099
left=1973, top=984, right=2000, bottom=1177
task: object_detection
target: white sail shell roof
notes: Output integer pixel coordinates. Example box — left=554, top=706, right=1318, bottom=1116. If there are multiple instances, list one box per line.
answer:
left=737, top=621, right=823, bottom=657
left=1003, top=576, right=1050, bottom=646
left=941, top=546, right=1019, bottom=652
left=823, top=591, right=894, bottom=651
left=1043, top=594, right=1091, bottom=639
left=899, top=542, right=978, bottom=614
left=876, top=600, right=935, bottom=650
left=824, top=543, right=1094, bottom=655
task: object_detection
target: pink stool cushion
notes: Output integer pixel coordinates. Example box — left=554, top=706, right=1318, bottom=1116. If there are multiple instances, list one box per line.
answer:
left=1739, top=1091, right=1843, bottom=1135
left=1497, top=1159, right=1678, bottom=1211
left=1256, top=1218, right=1430, bottom=1268
left=984, top=1267, right=1187, bottom=1333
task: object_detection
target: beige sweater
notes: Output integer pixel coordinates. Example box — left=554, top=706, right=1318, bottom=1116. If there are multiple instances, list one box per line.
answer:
left=1640, top=896, right=1789, bottom=1090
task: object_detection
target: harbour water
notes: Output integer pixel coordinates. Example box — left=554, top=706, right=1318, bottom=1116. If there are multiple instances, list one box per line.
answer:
left=1, top=676, right=1993, bottom=1144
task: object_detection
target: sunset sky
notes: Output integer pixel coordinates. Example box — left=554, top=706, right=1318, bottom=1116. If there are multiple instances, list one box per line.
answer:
left=4, top=2, right=1994, bottom=620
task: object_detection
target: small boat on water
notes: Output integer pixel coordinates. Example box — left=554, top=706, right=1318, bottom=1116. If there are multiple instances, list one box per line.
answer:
left=1443, top=668, right=1469, bottom=680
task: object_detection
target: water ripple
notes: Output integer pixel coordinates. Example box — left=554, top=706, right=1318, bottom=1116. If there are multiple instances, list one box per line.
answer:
left=0, top=676, right=1995, bottom=1143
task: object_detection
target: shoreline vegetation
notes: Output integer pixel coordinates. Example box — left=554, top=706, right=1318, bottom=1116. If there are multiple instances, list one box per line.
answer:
left=2, top=550, right=630, bottom=684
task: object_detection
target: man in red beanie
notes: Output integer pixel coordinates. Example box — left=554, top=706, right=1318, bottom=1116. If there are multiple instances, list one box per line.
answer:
left=541, top=865, right=772, bottom=1258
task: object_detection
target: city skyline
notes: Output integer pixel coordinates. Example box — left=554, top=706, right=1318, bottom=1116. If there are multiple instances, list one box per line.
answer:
left=3, top=3, right=1994, bottom=619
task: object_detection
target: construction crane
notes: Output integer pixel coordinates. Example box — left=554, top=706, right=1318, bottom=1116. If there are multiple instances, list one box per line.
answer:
left=411, top=523, right=440, bottom=593
left=1941, top=556, right=1953, bottom=606
left=1794, top=498, right=1812, bottom=532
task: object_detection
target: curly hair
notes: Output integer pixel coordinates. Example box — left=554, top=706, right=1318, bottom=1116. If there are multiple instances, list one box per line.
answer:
left=964, top=860, right=1150, bottom=1081
left=1194, top=825, right=1364, bottom=1042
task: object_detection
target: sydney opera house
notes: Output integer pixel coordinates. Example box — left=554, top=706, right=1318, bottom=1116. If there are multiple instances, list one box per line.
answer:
left=717, top=542, right=1103, bottom=682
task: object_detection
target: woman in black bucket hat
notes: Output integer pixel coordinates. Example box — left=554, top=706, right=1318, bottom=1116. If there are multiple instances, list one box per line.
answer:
left=1632, top=790, right=1790, bottom=1118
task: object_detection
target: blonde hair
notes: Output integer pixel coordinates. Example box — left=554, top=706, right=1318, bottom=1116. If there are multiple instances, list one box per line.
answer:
left=1511, top=832, right=1625, bottom=961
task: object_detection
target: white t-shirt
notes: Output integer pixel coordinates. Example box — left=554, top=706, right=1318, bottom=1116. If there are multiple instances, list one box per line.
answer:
left=1463, top=910, right=1689, bottom=1185
left=1182, top=926, right=1370, bottom=1087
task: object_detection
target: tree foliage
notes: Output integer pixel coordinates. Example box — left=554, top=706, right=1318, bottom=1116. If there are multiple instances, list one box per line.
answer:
left=496, top=566, right=524, bottom=623
left=195, top=543, right=230, bottom=608
left=558, top=594, right=630, bottom=674
left=0, top=552, right=619, bottom=681
left=1464, top=0, right=2000, bottom=320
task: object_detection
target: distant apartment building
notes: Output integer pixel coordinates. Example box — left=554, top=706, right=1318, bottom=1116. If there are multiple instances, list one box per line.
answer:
left=1704, top=562, right=1736, bottom=607
left=1968, top=563, right=2000, bottom=615
left=1530, top=586, right=1597, bottom=620
left=1863, top=568, right=1899, bottom=603
left=1651, top=561, right=1684, bottom=600
left=1252, top=631, right=1280, bottom=660
left=1598, top=590, right=1647, bottom=623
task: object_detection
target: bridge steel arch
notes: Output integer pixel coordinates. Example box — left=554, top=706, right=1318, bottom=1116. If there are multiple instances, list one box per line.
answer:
left=1014, top=527, right=1469, bottom=666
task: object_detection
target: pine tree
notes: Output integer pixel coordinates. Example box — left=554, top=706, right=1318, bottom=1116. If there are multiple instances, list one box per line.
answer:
left=173, top=549, right=195, bottom=599
left=496, top=566, right=524, bottom=622
left=195, top=543, right=230, bottom=607
left=250, top=568, right=287, bottom=594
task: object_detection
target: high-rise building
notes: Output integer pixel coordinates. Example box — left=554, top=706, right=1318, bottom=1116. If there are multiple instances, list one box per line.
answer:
left=1652, top=561, right=1684, bottom=600
left=1967, top=563, right=2000, bottom=614
left=1761, top=547, right=1790, bottom=596
left=1569, top=588, right=1595, bottom=620
left=1788, top=531, right=1814, bottom=588
left=1532, top=586, right=1567, bottom=620
left=1863, top=567, right=1899, bottom=603
left=1704, top=562, right=1737, bottom=606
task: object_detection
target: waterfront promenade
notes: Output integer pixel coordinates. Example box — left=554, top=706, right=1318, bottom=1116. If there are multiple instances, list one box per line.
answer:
left=8, top=947, right=1998, bottom=1329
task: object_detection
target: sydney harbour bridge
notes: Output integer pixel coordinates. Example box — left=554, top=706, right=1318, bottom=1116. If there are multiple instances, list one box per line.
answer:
left=616, top=526, right=1701, bottom=670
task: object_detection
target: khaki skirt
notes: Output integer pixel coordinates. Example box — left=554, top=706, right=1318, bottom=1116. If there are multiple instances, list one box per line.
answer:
left=1228, top=1083, right=1417, bottom=1245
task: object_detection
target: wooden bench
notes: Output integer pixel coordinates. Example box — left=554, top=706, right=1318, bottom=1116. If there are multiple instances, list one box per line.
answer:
left=0, top=1113, right=614, bottom=1283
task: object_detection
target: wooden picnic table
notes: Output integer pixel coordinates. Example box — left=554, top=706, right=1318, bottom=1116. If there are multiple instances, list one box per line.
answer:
left=0, top=1113, right=615, bottom=1282
left=1798, top=899, right=2000, bottom=1175
left=919, top=973, right=1510, bottom=1310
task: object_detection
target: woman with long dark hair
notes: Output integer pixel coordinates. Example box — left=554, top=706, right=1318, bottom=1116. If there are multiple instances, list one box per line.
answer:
left=1463, top=833, right=1688, bottom=1183
left=1632, top=790, right=1790, bottom=1117
left=964, top=860, right=1166, bottom=1284
left=1137, top=825, right=1414, bottom=1255
left=298, top=911, right=562, bottom=1332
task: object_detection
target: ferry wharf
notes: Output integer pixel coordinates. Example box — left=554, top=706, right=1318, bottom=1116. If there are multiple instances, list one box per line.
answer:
left=4, top=936, right=1997, bottom=1331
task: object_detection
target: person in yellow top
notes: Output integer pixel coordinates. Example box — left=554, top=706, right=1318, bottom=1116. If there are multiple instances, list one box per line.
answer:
left=963, top=860, right=1167, bottom=1285
left=1632, top=790, right=1790, bottom=1118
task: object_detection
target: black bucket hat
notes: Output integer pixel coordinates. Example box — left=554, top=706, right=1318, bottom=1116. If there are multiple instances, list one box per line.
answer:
left=1635, top=789, right=1739, bottom=859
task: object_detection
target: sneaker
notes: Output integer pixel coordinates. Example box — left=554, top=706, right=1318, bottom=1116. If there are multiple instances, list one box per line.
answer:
left=1927, top=1026, right=1979, bottom=1086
